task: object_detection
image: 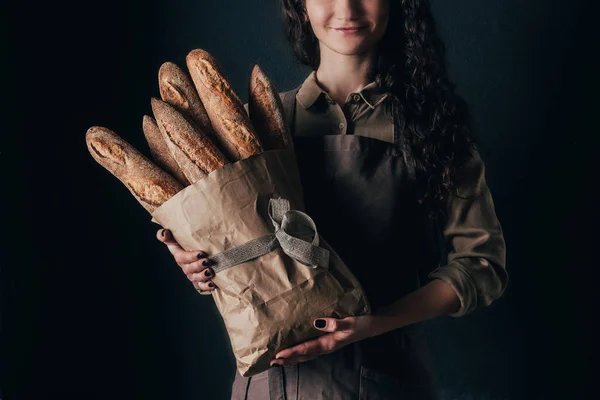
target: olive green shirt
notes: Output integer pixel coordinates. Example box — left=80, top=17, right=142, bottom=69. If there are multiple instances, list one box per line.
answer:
left=294, top=71, right=394, bottom=143
left=244, top=71, right=508, bottom=317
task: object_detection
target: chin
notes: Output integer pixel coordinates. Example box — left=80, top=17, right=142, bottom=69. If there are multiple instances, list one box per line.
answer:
left=325, top=41, right=375, bottom=56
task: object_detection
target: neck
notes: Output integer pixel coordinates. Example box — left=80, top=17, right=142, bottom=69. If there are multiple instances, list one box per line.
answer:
left=315, top=47, right=376, bottom=104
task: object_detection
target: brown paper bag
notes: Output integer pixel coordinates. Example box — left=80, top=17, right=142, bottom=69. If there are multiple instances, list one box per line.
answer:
left=150, top=147, right=371, bottom=377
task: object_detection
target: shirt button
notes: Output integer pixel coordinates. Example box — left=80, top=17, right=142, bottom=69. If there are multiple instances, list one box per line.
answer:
left=338, top=123, right=345, bottom=130
left=352, top=94, right=361, bottom=102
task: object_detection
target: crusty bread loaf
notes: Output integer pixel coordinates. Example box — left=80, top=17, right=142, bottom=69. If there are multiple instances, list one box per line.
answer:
left=86, top=126, right=184, bottom=213
left=186, top=49, right=262, bottom=162
left=151, top=97, right=229, bottom=184
left=248, top=64, right=289, bottom=151
left=142, top=114, right=189, bottom=186
left=158, top=62, right=216, bottom=142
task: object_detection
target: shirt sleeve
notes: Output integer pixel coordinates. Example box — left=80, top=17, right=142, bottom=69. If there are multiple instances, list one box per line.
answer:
left=426, top=147, right=508, bottom=317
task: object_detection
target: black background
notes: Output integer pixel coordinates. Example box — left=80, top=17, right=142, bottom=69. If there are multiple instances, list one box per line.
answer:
left=2, top=0, right=598, bottom=398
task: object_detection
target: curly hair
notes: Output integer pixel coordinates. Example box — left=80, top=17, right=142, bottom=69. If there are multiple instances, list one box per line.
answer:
left=280, top=0, right=478, bottom=219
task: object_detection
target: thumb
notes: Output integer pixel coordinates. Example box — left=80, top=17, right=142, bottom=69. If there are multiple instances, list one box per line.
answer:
left=313, top=317, right=351, bottom=332
left=156, top=229, right=185, bottom=257
left=156, top=228, right=170, bottom=243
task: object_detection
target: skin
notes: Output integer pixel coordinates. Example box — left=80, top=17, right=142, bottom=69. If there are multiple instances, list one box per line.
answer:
left=156, top=229, right=217, bottom=292
left=304, top=0, right=390, bottom=106
left=157, top=0, right=461, bottom=368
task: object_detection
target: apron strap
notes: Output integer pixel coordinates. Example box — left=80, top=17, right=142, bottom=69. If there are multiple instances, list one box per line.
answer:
left=391, top=99, right=417, bottom=182
left=392, top=99, right=400, bottom=145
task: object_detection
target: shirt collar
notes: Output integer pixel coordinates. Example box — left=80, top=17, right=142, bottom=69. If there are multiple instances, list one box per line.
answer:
left=296, top=70, right=389, bottom=110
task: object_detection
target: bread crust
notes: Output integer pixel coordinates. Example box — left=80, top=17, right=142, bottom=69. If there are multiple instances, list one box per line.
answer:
left=158, top=62, right=216, bottom=142
left=151, top=97, right=229, bottom=184
left=86, top=126, right=184, bottom=213
left=186, top=49, right=262, bottom=162
left=142, top=114, right=189, bottom=186
left=248, top=64, right=289, bottom=151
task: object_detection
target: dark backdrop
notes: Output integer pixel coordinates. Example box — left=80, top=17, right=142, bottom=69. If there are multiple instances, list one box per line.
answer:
left=2, top=0, right=597, bottom=399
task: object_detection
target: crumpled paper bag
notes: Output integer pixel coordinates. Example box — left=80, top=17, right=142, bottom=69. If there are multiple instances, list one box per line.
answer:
left=151, top=147, right=371, bottom=377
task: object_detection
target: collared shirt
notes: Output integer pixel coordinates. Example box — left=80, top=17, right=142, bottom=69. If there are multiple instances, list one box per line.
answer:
left=293, top=70, right=394, bottom=143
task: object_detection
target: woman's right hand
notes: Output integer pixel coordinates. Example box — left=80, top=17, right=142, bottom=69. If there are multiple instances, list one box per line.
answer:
left=156, top=228, right=218, bottom=292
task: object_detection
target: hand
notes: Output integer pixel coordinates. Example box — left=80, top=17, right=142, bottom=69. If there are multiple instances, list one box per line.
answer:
left=156, top=228, right=218, bottom=292
left=269, top=314, right=380, bottom=366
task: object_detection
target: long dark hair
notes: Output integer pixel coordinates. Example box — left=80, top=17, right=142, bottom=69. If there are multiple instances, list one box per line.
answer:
left=280, top=0, right=478, bottom=219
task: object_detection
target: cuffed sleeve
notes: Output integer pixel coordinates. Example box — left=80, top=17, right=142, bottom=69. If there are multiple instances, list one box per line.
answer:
left=427, top=148, right=508, bottom=317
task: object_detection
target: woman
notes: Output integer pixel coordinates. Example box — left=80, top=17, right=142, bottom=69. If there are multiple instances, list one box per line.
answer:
left=157, top=0, right=508, bottom=398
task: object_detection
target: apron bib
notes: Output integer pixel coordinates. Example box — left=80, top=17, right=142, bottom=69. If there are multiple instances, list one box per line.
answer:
left=231, top=86, right=441, bottom=400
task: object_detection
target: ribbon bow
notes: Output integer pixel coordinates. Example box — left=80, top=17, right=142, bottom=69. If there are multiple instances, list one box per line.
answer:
left=207, top=197, right=330, bottom=274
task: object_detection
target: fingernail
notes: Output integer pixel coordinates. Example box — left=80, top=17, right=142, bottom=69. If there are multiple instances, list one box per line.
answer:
left=197, top=252, right=206, bottom=259
left=208, top=282, right=215, bottom=287
left=204, top=269, right=212, bottom=277
left=161, top=229, right=165, bottom=237
left=202, top=259, right=212, bottom=266
left=314, top=319, right=326, bottom=328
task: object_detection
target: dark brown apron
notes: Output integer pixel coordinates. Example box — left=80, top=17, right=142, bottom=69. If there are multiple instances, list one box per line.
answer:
left=230, top=85, right=442, bottom=400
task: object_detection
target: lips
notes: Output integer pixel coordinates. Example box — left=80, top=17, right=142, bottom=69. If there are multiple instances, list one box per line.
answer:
left=335, top=26, right=366, bottom=30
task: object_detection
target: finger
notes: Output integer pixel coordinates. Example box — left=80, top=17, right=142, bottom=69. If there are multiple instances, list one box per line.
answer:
left=271, top=354, right=317, bottom=367
left=157, top=229, right=208, bottom=265
left=313, top=317, right=354, bottom=333
left=189, top=266, right=215, bottom=283
left=275, top=338, right=326, bottom=359
left=196, top=280, right=218, bottom=291
left=156, top=228, right=170, bottom=242
left=182, top=258, right=214, bottom=277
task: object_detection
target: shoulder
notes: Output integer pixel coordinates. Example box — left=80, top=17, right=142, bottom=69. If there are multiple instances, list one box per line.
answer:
left=278, top=86, right=301, bottom=101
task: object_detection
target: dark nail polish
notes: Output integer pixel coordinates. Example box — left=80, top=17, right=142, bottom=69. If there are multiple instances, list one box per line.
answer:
left=208, top=282, right=215, bottom=287
left=202, top=259, right=211, bottom=266
left=161, top=230, right=165, bottom=237
left=204, top=269, right=211, bottom=277
left=315, top=319, right=326, bottom=328
left=197, top=252, right=206, bottom=259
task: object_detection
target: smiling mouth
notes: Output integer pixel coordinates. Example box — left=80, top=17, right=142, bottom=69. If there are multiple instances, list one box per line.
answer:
left=334, top=26, right=366, bottom=31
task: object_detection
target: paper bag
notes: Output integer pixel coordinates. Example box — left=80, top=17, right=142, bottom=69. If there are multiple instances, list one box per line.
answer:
left=151, top=148, right=371, bottom=377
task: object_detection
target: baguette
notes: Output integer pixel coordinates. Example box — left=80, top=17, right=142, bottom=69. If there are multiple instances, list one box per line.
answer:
left=142, top=114, right=189, bottom=186
left=158, top=62, right=216, bottom=142
left=86, top=126, right=184, bottom=214
left=248, top=64, right=289, bottom=151
left=186, top=48, right=262, bottom=162
left=151, top=97, right=229, bottom=184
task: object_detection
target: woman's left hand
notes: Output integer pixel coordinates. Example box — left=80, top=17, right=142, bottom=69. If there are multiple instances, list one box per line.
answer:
left=270, top=314, right=383, bottom=366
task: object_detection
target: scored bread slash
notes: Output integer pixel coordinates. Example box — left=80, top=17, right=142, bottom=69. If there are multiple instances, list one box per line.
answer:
left=85, top=126, right=184, bottom=214
left=158, top=61, right=216, bottom=142
left=151, top=97, right=229, bottom=184
left=248, top=64, right=289, bottom=151
left=186, top=48, right=263, bottom=162
left=142, top=115, right=189, bottom=186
